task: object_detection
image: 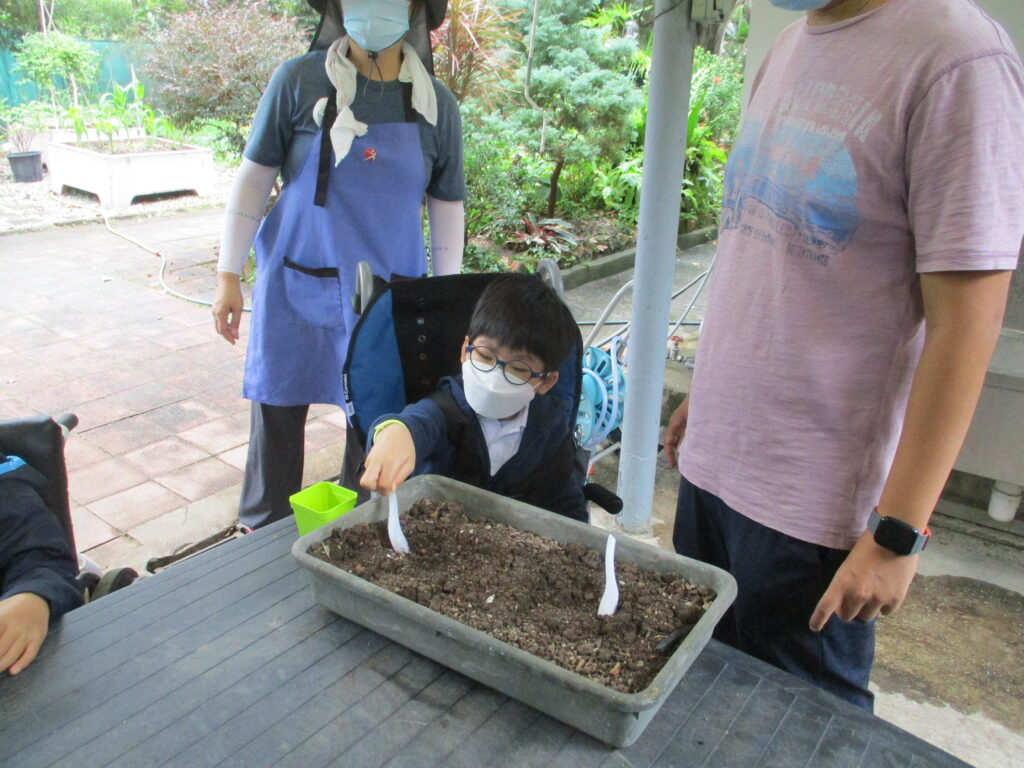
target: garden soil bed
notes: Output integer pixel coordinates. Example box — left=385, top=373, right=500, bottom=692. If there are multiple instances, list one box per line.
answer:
left=68, top=137, right=199, bottom=154
left=308, top=497, right=715, bottom=694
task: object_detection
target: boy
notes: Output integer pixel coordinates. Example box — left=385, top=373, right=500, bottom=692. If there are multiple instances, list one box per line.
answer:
left=1, top=453, right=82, bottom=675
left=360, top=273, right=587, bottom=521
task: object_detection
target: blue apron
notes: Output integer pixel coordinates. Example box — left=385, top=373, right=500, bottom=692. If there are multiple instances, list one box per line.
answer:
left=244, top=86, right=427, bottom=407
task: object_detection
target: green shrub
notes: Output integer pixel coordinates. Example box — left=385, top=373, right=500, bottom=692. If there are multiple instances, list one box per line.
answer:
left=691, top=46, right=744, bottom=148
left=462, top=106, right=549, bottom=239
left=142, top=0, right=306, bottom=158
left=490, top=0, right=643, bottom=217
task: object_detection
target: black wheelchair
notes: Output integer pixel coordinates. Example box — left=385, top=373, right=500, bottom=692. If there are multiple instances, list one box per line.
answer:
left=0, top=413, right=140, bottom=601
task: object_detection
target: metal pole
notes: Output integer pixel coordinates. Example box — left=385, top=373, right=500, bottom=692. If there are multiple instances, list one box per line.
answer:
left=616, top=0, right=695, bottom=533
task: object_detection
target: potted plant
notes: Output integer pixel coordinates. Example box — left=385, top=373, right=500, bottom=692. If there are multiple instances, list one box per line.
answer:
left=3, top=105, right=45, bottom=183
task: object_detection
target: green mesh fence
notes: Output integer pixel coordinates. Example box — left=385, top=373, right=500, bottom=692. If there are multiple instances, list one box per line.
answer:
left=1, top=40, right=138, bottom=107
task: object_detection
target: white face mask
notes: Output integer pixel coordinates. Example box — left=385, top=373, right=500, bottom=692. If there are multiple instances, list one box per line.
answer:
left=461, top=359, right=536, bottom=420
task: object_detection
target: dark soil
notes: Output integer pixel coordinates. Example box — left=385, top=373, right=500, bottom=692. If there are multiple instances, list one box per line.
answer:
left=308, top=498, right=715, bottom=694
left=71, top=138, right=192, bottom=154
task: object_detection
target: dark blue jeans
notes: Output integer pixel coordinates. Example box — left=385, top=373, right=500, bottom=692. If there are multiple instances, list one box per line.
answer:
left=673, top=475, right=875, bottom=711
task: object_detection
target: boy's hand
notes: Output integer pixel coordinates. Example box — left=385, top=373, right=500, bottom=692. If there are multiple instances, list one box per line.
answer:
left=0, top=593, right=50, bottom=675
left=360, top=422, right=416, bottom=494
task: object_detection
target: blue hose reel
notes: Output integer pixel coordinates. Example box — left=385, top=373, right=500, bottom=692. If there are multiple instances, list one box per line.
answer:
left=576, top=340, right=626, bottom=451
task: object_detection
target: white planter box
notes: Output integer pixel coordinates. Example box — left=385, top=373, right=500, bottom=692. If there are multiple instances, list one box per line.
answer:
left=32, top=126, right=146, bottom=166
left=48, top=138, right=214, bottom=209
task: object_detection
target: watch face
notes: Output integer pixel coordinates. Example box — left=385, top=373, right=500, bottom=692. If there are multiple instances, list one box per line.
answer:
left=876, top=517, right=921, bottom=555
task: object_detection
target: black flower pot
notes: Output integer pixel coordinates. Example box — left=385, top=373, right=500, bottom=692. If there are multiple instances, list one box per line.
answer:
left=8, top=151, right=44, bottom=183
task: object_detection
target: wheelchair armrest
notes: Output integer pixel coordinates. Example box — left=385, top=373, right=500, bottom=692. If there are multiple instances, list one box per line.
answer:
left=583, top=482, right=623, bottom=515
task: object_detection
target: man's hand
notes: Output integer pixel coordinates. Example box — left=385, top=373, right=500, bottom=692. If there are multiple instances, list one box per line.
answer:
left=212, top=272, right=245, bottom=344
left=0, top=593, right=50, bottom=675
left=809, top=530, right=918, bottom=631
left=360, top=423, right=416, bottom=494
left=663, top=396, right=690, bottom=469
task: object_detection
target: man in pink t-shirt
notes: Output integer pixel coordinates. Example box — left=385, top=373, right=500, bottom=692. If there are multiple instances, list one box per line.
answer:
left=665, top=0, right=1023, bottom=709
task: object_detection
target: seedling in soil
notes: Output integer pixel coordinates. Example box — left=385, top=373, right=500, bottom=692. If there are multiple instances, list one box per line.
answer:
left=387, top=490, right=410, bottom=554
left=598, top=535, right=618, bottom=616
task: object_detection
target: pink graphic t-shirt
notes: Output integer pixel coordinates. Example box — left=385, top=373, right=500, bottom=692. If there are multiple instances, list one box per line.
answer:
left=678, top=0, right=1024, bottom=549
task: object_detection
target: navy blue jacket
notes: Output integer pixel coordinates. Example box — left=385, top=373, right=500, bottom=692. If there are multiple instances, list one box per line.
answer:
left=373, top=376, right=587, bottom=521
left=1, top=454, right=82, bottom=620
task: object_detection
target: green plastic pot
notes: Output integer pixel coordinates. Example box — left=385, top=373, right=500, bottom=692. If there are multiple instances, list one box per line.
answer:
left=289, top=481, right=358, bottom=536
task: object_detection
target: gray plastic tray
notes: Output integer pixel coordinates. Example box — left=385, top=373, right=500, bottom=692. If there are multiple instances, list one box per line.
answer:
left=292, top=474, right=737, bottom=747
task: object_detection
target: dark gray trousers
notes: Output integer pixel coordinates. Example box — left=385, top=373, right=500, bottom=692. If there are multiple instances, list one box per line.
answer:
left=238, top=402, right=307, bottom=530
left=238, top=402, right=369, bottom=530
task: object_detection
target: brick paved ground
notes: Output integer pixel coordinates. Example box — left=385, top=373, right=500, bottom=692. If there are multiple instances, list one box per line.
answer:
left=0, top=209, right=347, bottom=574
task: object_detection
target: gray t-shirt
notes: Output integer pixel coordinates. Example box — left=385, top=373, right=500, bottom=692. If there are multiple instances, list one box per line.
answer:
left=244, top=50, right=465, bottom=201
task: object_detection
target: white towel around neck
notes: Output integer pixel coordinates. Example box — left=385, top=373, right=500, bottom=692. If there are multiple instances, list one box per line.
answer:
left=312, top=36, right=437, bottom=166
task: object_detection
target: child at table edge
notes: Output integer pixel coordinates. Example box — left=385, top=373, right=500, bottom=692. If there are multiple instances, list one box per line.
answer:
left=359, top=273, right=587, bottom=522
left=1, top=453, right=82, bottom=675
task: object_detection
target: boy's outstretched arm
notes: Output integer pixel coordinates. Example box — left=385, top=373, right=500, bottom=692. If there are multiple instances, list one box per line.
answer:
left=360, top=422, right=417, bottom=494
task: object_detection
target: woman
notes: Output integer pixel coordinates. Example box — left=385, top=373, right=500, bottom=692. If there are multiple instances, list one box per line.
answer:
left=212, top=0, right=464, bottom=529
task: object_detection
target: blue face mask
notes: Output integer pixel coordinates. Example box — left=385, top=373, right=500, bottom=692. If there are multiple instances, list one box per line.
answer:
left=343, top=0, right=410, bottom=54
left=768, top=0, right=834, bottom=9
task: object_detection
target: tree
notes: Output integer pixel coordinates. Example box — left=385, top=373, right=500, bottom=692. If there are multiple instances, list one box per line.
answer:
left=497, top=0, right=642, bottom=216
left=0, top=0, right=43, bottom=47
left=14, top=31, right=98, bottom=108
left=143, top=0, right=306, bottom=156
left=431, top=0, right=521, bottom=105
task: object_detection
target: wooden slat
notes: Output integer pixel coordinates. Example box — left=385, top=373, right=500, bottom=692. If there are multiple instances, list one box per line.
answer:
left=0, top=551, right=305, bottom=740
left=702, top=679, right=798, bottom=767
left=273, top=655, right=445, bottom=768
left=329, top=669, right=476, bottom=768
left=213, top=643, right=417, bottom=768
left=651, top=657, right=763, bottom=767
left=807, top=718, right=872, bottom=768
left=383, top=683, right=508, bottom=767
left=167, top=630, right=392, bottom=768
left=602, top=652, right=727, bottom=768
left=755, top=695, right=836, bottom=768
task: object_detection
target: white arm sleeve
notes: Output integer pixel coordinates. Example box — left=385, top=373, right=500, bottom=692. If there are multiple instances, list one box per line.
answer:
left=216, top=158, right=280, bottom=275
left=426, top=196, right=465, bottom=276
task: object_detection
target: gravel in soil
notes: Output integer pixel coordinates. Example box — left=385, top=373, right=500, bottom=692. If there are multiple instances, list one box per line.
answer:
left=308, top=498, right=716, bottom=694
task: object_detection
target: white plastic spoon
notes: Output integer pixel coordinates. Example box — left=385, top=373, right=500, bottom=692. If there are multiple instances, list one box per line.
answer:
left=387, top=488, right=410, bottom=554
left=597, top=535, right=618, bottom=616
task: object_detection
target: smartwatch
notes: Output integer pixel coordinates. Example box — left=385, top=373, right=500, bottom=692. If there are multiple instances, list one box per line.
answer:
left=867, top=508, right=930, bottom=555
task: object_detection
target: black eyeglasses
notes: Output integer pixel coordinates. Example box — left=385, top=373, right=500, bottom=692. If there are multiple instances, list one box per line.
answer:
left=466, top=345, right=545, bottom=386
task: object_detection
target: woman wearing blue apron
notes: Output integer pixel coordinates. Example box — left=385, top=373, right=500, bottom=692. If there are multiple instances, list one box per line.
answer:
left=212, top=0, right=464, bottom=529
